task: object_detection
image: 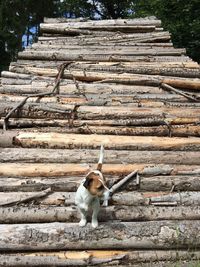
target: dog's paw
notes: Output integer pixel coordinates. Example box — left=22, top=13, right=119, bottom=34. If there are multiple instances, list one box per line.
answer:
left=91, top=220, right=98, bottom=228
left=79, top=219, right=87, bottom=227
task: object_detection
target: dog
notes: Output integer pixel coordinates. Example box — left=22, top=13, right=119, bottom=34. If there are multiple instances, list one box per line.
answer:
left=75, top=145, right=110, bottom=228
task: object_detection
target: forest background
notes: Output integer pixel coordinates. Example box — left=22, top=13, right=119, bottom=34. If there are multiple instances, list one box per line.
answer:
left=0, top=0, right=200, bottom=73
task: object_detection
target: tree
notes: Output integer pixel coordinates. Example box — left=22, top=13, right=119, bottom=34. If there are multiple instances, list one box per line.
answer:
left=132, top=0, right=200, bottom=63
left=59, top=0, right=134, bottom=19
left=0, top=0, right=59, bottom=72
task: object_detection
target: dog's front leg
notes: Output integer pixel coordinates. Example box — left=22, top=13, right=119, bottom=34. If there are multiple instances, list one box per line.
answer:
left=79, top=208, right=87, bottom=227
left=91, top=198, right=100, bottom=228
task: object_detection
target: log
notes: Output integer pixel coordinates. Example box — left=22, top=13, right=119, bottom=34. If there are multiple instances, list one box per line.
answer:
left=0, top=188, right=51, bottom=206
left=11, top=60, right=199, bottom=70
left=9, top=65, right=200, bottom=90
left=43, top=18, right=162, bottom=26
left=0, top=102, right=75, bottom=120
left=40, top=24, right=157, bottom=34
left=1, top=148, right=200, bottom=165
left=0, top=220, right=200, bottom=250
left=17, top=51, right=189, bottom=63
left=31, top=44, right=178, bottom=51
left=2, top=102, right=200, bottom=121
left=77, top=106, right=200, bottom=119
left=4, top=123, right=199, bottom=137
left=150, top=191, right=200, bottom=206
left=1, top=249, right=199, bottom=267
left=27, top=45, right=185, bottom=55
left=0, top=251, right=126, bottom=266
left=0, top=94, right=87, bottom=105
left=10, top=132, right=200, bottom=150
left=9, top=60, right=200, bottom=80
left=9, top=61, right=200, bottom=79
left=38, top=30, right=170, bottom=42
left=0, top=175, right=199, bottom=192
left=0, top=162, right=173, bottom=177
left=0, top=205, right=200, bottom=223
left=112, top=191, right=200, bottom=206
left=2, top=91, right=197, bottom=104
left=0, top=162, right=200, bottom=177
left=17, top=50, right=186, bottom=64
left=0, top=190, right=198, bottom=207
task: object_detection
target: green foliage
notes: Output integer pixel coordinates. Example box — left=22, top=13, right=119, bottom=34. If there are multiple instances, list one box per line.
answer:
left=132, top=0, right=200, bottom=63
left=59, top=0, right=134, bottom=19
left=0, top=0, right=59, bottom=72
left=59, top=0, right=94, bottom=18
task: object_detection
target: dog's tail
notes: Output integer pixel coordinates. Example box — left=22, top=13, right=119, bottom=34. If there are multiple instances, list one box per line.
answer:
left=97, top=144, right=104, bottom=171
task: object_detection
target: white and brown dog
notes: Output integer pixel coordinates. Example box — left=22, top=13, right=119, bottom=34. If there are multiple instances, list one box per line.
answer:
left=75, top=145, right=110, bottom=228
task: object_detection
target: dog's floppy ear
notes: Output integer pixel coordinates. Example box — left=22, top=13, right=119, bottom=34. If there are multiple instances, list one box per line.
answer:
left=83, top=175, right=92, bottom=189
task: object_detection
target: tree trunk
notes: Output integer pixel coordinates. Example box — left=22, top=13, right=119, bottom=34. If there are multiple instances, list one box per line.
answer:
left=0, top=191, right=198, bottom=207
left=40, top=24, right=156, bottom=34
left=0, top=220, right=200, bottom=250
left=1, top=122, right=199, bottom=137
left=9, top=65, right=200, bottom=90
left=1, top=148, right=200, bottom=165
left=0, top=175, right=199, bottom=192
left=17, top=51, right=189, bottom=63
left=1, top=249, right=199, bottom=267
left=0, top=205, right=200, bottom=223
left=42, top=18, right=162, bottom=26
left=10, top=132, right=200, bottom=150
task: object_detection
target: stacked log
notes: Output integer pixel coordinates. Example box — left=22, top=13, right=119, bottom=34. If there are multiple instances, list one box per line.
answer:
left=0, top=17, right=200, bottom=266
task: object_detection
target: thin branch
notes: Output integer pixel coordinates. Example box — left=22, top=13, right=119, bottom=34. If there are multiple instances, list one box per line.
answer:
left=3, top=62, right=73, bottom=131
left=110, top=170, right=138, bottom=195
left=161, top=83, right=200, bottom=102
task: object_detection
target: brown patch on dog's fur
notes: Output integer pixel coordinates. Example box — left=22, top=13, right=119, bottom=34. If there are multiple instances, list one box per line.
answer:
left=84, top=172, right=105, bottom=197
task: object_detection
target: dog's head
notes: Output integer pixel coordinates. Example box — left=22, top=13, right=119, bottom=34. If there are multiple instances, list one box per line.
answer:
left=83, top=170, right=108, bottom=197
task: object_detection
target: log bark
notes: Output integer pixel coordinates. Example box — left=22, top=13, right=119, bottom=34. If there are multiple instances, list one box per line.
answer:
left=10, top=132, right=200, bottom=150
left=0, top=189, right=51, bottom=206
left=150, top=191, right=200, bottom=206
left=0, top=162, right=174, bottom=177
left=40, top=24, right=156, bottom=34
left=1, top=249, right=199, bottom=267
left=15, top=57, right=200, bottom=79
left=2, top=102, right=200, bottom=120
left=11, top=60, right=199, bottom=70
left=42, top=18, right=162, bottom=26
left=38, top=31, right=171, bottom=43
left=0, top=175, right=199, bottom=192
left=3, top=191, right=197, bottom=206
left=27, top=46, right=185, bottom=55
left=0, top=191, right=198, bottom=207
left=0, top=220, right=200, bottom=250
left=0, top=93, right=86, bottom=104
left=31, top=44, right=178, bottom=51
left=1, top=148, right=200, bottom=165
left=4, top=123, right=199, bottom=137
left=0, top=102, right=75, bottom=120
left=17, top=50, right=186, bottom=64
left=112, top=191, right=200, bottom=206
left=0, top=205, right=200, bottom=223
left=17, top=51, right=189, bottom=63
left=9, top=65, right=200, bottom=90
left=2, top=92, right=196, bottom=104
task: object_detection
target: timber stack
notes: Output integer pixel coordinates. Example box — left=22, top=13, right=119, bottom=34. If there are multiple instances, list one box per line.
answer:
left=0, top=16, right=200, bottom=266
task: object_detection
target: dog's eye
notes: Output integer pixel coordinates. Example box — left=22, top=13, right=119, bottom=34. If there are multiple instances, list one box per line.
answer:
left=98, top=185, right=104, bottom=191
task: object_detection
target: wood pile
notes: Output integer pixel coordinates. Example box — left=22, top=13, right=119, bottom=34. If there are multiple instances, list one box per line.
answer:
left=0, top=16, right=200, bottom=266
